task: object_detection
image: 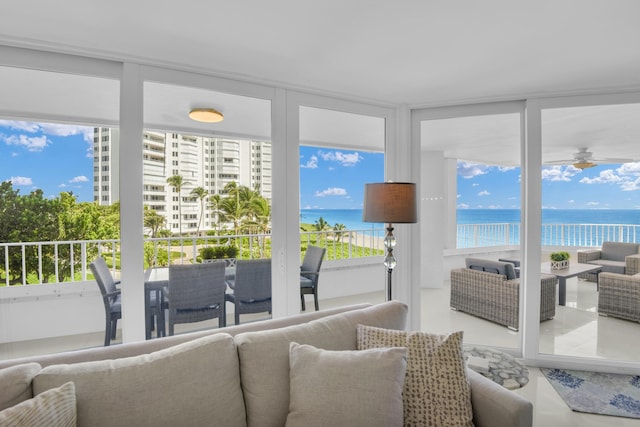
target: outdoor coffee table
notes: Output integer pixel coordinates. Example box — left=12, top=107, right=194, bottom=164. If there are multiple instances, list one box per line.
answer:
left=540, top=262, right=602, bottom=306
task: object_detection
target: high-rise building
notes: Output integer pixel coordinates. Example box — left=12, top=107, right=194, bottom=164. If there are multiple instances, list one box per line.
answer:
left=93, top=128, right=272, bottom=235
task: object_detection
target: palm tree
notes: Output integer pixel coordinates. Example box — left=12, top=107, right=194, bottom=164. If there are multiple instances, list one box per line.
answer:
left=166, top=175, right=185, bottom=236
left=333, top=223, right=347, bottom=242
left=190, top=186, right=208, bottom=236
left=314, top=217, right=330, bottom=243
left=250, top=196, right=271, bottom=252
left=143, top=207, right=166, bottom=238
left=208, top=194, right=222, bottom=234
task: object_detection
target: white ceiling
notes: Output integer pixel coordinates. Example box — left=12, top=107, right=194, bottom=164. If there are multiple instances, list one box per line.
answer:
left=0, top=0, right=639, bottom=162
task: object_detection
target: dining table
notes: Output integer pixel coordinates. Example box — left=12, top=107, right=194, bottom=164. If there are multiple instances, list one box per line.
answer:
left=144, top=263, right=236, bottom=339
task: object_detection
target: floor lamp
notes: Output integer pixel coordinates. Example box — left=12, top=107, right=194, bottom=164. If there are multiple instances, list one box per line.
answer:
left=362, top=182, right=417, bottom=301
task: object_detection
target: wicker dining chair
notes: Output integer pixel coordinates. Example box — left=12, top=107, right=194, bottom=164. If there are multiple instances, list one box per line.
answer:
left=167, top=261, right=227, bottom=335
left=225, top=259, right=272, bottom=325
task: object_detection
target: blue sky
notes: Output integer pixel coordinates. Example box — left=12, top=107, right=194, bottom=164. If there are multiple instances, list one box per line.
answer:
left=0, top=121, right=94, bottom=201
left=2, top=120, right=639, bottom=210
left=457, top=161, right=640, bottom=210
left=299, top=146, right=384, bottom=209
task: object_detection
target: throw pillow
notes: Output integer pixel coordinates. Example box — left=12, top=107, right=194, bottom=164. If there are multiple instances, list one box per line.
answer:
left=0, top=381, right=76, bottom=427
left=0, top=362, right=42, bottom=410
left=33, top=333, right=246, bottom=427
left=357, top=325, right=474, bottom=427
left=285, top=342, right=407, bottom=427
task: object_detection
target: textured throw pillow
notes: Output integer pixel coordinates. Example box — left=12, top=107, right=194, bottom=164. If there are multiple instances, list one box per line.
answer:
left=33, top=333, right=246, bottom=427
left=286, top=342, right=407, bottom=427
left=358, top=325, right=474, bottom=427
left=0, top=362, right=42, bottom=410
left=0, top=381, right=76, bottom=427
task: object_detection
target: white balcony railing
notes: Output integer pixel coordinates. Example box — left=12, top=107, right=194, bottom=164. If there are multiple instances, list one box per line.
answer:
left=4, top=223, right=638, bottom=287
left=1, top=229, right=386, bottom=287
left=456, top=223, right=640, bottom=249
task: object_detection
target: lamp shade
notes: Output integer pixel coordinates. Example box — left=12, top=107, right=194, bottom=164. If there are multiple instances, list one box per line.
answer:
left=188, top=108, right=224, bottom=123
left=362, top=182, right=417, bottom=224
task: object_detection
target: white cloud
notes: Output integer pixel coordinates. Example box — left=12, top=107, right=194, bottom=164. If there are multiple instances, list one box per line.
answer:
left=318, top=151, right=362, bottom=167
left=0, top=120, right=40, bottom=132
left=568, top=199, right=575, bottom=204
left=69, top=176, right=88, bottom=183
left=498, top=166, right=516, bottom=172
left=579, top=169, right=623, bottom=184
left=0, top=120, right=93, bottom=143
left=457, top=203, right=469, bottom=209
left=586, top=201, right=600, bottom=206
left=541, top=165, right=580, bottom=182
left=616, top=162, right=640, bottom=176
left=458, top=162, right=489, bottom=179
left=300, top=155, right=318, bottom=169
left=478, top=190, right=490, bottom=196
left=314, top=187, right=347, bottom=197
left=10, top=176, right=33, bottom=186
left=59, top=183, right=67, bottom=188
left=471, top=183, right=479, bottom=187
left=620, top=177, right=640, bottom=191
left=3, top=134, right=50, bottom=152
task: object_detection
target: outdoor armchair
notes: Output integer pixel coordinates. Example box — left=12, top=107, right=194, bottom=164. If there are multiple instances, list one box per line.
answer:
left=578, top=241, right=640, bottom=282
left=598, top=271, right=640, bottom=323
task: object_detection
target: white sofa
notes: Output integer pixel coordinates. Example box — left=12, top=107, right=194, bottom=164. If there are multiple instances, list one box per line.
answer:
left=0, top=301, right=533, bottom=426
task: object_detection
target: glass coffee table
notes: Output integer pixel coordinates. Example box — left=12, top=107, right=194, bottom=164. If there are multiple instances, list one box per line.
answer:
left=540, top=262, right=602, bottom=306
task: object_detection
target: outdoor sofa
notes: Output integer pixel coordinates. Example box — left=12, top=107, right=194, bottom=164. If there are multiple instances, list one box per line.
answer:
left=0, top=301, right=533, bottom=427
left=577, top=241, right=640, bottom=282
left=451, top=258, right=557, bottom=330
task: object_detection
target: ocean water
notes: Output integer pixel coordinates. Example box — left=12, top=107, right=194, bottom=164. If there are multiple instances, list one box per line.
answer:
left=301, top=208, right=640, bottom=228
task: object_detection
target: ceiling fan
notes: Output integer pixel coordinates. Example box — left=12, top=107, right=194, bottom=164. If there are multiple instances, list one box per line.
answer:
left=545, top=147, right=633, bottom=170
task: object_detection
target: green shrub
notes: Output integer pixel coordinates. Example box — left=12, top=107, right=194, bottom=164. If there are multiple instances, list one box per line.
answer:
left=550, top=251, right=570, bottom=261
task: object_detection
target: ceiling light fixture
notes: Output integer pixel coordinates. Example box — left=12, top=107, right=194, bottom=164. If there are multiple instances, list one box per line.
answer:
left=188, top=108, right=224, bottom=123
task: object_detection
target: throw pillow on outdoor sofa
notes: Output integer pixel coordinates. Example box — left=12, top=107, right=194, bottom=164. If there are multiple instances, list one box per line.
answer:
left=285, top=342, right=407, bottom=427
left=357, top=325, right=474, bottom=427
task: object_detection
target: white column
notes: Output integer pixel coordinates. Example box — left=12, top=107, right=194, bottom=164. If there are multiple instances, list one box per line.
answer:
left=420, top=151, right=445, bottom=289
left=271, top=88, right=300, bottom=318
left=119, top=63, right=146, bottom=343
left=521, top=100, right=542, bottom=360
left=444, top=158, right=458, bottom=250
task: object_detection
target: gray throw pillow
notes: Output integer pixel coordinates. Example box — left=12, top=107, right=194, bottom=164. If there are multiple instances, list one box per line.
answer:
left=285, top=342, right=407, bottom=427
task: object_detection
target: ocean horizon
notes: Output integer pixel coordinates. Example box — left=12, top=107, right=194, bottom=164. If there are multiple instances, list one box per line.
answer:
left=300, top=208, right=640, bottom=231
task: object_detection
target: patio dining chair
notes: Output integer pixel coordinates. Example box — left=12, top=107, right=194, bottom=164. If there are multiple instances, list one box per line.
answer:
left=300, top=245, right=326, bottom=311
left=89, top=257, right=121, bottom=346
left=225, top=258, right=272, bottom=325
left=167, top=261, right=227, bottom=335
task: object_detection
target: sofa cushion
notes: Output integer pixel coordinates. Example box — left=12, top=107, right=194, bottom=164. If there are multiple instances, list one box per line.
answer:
left=234, top=300, right=408, bottom=427
left=465, top=257, right=516, bottom=280
left=587, top=259, right=626, bottom=274
left=285, top=342, right=407, bottom=427
left=0, top=362, right=41, bottom=411
left=357, top=325, right=474, bottom=427
left=0, top=381, right=76, bottom=427
left=601, top=242, right=640, bottom=261
left=33, top=333, right=246, bottom=427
